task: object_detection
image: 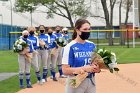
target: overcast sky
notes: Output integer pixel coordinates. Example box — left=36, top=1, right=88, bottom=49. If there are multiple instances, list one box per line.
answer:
left=0, top=0, right=133, bottom=27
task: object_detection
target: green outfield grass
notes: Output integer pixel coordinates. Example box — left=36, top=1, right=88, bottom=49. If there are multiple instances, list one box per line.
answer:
left=0, top=47, right=140, bottom=93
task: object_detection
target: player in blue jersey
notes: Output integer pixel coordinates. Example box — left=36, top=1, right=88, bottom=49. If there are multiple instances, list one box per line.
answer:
left=27, top=26, right=42, bottom=84
left=38, top=25, right=50, bottom=83
left=53, top=25, right=66, bottom=78
left=47, top=27, right=59, bottom=81
left=18, top=30, right=34, bottom=88
left=62, top=19, right=101, bottom=93
left=62, top=27, right=70, bottom=45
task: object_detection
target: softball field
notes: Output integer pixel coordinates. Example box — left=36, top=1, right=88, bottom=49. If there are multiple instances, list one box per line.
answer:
left=17, top=63, right=140, bottom=93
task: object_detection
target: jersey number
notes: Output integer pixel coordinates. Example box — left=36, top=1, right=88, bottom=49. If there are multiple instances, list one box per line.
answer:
left=84, top=58, right=91, bottom=66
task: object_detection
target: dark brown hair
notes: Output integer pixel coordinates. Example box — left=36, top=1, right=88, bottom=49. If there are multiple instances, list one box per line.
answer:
left=72, top=19, right=90, bottom=40
left=38, top=25, right=46, bottom=31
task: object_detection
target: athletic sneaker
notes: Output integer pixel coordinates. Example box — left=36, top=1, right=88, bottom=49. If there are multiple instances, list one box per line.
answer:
left=42, top=79, right=46, bottom=83
left=59, top=75, right=67, bottom=78
left=37, top=80, right=43, bottom=85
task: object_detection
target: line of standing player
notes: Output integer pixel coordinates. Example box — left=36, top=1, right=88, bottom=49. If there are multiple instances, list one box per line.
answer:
left=17, top=25, right=69, bottom=88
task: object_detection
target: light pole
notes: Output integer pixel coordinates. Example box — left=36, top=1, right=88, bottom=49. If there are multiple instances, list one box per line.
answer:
left=10, top=0, right=13, bottom=31
left=0, top=14, right=3, bottom=33
left=0, top=14, right=3, bottom=48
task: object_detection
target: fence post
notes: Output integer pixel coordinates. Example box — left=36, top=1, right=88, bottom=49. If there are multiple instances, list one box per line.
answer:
left=97, top=29, right=99, bottom=50
left=9, top=32, right=11, bottom=50
left=127, top=29, right=129, bottom=48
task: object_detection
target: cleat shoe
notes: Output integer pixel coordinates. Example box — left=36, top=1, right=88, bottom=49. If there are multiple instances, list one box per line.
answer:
left=20, top=85, right=24, bottom=89
left=27, top=84, right=32, bottom=88
left=53, top=77, right=58, bottom=81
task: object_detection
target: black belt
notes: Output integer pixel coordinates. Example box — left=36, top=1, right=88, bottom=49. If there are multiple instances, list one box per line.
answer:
left=74, top=73, right=95, bottom=78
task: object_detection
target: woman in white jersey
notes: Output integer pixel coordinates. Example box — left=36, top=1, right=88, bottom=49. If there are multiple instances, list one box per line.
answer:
left=62, top=19, right=101, bottom=93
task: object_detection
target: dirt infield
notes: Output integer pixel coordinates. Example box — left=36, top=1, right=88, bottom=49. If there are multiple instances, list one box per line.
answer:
left=17, top=63, right=140, bottom=93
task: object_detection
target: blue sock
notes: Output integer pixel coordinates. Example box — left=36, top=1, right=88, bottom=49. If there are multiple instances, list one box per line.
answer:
left=43, top=69, right=48, bottom=79
left=58, top=65, right=63, bottom=76
left=26, top=73, right=30, bottom=85
left=52, top=71, right=56, bottom=78
left=19, top=73, right=24, bottom=86
left=36, top=71, right=41, bottom=81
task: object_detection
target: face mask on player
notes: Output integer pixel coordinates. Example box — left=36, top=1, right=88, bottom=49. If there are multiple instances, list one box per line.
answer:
left=29, top=31, right=34, bottom=35
left=79, top=31, right=90, bottom=40
left=48, top=32, right=52, bottom=36
left=23, top=35, right=28, bottom=39
left=40, top=30, right=45, bottom=33
left=64, top=31, right=68, bottom=34
left=56, top=30, right=60, bottom=33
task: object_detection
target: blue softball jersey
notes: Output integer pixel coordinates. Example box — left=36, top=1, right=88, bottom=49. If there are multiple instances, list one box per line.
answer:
left=53, top=32, right=63, bottom=38
left=38, top=33, right=50, bottom=45
left=62, top=40, right=96, bottom=67
left=28, top=35, right=39, bottom=50
left=48, top=34, right=58, bottom=49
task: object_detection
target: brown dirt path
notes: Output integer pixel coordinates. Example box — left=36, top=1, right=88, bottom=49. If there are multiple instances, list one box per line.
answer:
left=17, top=63, right=140, bottom=93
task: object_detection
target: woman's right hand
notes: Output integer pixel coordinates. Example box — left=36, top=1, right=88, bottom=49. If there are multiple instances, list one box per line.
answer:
left=82, top=65, right=97, bottom=73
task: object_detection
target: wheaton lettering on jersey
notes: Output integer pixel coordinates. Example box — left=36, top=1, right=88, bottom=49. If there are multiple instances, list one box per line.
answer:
left=74, top=51, right=92, bottom=58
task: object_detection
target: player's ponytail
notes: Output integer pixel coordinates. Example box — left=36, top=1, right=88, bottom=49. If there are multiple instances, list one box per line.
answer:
left=72, top=19, right=90, bottom=40
left=72, top=29, right=77, bottom=40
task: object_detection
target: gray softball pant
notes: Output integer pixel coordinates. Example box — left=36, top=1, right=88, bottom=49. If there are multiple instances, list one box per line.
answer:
left=18, top=54, right=31, bottom=74
left=55, top=47, right=62, bottom=65
left=31, top=50, right=39, bottom=72
left=47, top=48, right=58, bottom=72
left=38, top=49, right=48, bottom=69
left=65, top=76, right=96, bottom=93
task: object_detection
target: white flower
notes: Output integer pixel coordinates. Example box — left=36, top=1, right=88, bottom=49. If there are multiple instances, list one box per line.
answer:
left=13, top=47, right=15, bottom=50
left=97, top=49, right=103, bottom=53
left=17, top=44, right=22, bottom=50
left=108, top=63, right=117, bottom=69
left=111, top=52, right=116, bottom=63
left=63, top=40, right=67, bottom=45
left=59, top=38, right=63, bottom=43
left=108, top=52, right=117, bottom=69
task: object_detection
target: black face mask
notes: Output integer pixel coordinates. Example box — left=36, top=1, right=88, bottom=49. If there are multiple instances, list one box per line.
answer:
left=29, top=31, right=34, bottom=35
left=23, top=35, right=28, bottom=38
left=79, top=32, right=90, bottom=40
left=64, top=31, right=68, bottom=34
left=40, top=30, right=45, bottom=33
left=56, top=30, right=60, bottom=33
left=48, top=32, right=52, bottom=36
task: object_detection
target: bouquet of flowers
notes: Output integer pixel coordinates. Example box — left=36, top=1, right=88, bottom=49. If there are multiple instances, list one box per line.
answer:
left=39, top=39, right=48, bottom=49
left=13, top=39, right=32, bottom=63
left=69, top=72, right=88, bottom=88
left=69, top=48, right=119, bottom=88
left=55, top=37, right=67, bottom=47
left=91, top=48, right=119, bottom=73
left=13, top=39, right=29, bottom=53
